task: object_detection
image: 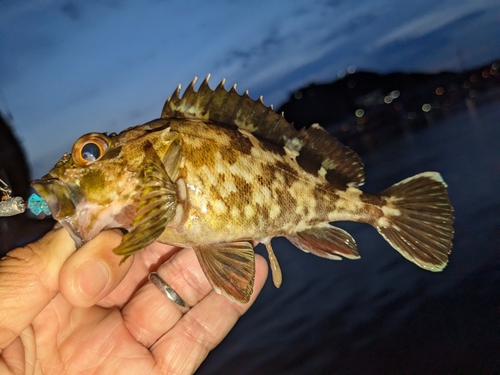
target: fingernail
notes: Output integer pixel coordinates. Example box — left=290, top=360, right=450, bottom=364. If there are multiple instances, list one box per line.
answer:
left=76, top=260, right=109, bottom=300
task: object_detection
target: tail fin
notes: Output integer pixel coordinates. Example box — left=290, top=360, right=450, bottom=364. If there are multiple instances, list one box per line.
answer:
left=375, top=172, right=454, bottom=271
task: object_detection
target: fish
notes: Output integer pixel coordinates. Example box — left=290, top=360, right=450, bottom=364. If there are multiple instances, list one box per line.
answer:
left=31, top=75, right=454, bottom=303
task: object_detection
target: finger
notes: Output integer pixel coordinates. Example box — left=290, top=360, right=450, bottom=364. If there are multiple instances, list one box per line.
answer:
left=59, top=230, right=133, bottom=308
left=95, top=242, right=184, bottom=309
left=151, top=255, right=268, bottom=374
left=122, top=247, right=213, bottom=348
left=0, top=227, right=76, bottom=349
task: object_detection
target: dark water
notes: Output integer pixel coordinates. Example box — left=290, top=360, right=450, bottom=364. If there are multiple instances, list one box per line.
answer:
left=197, top=101, right=500, bottom=374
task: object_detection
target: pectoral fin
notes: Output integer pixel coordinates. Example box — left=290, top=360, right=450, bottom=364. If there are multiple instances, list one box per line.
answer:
left=287, top=224, right=360, bottom=260
left=193, top=241, right=255, bottom=303
left=114, top=143, right=178, bottom=262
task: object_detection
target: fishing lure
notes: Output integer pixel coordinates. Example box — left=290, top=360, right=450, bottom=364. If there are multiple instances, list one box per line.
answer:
left=0, top=178, right=50, bottom=217
left=0, top=178, right=26, bottom=217
left=27, top=194, right=51, bottom=216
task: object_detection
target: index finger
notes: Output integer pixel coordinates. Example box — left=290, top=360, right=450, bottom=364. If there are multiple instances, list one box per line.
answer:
left=0, top=227, right=75, bottom=349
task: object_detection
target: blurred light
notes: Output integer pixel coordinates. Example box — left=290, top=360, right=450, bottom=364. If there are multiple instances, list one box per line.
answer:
left=356, top=124, right=364, bottom=132
left=337, top=69, right=346, bottom=78
left=422, top=103, right=431, bottom=112
left=347, top=79, right=356, bottom=88
left=469, top=90, right=477, bottom=98
left=341, top=123, right=349, bottom=131
left=469, top=74, right=477, bottom=83
left=482, top=70, right=489, bottom=78
left=490, top=68, right=497, bottom=75
left=355, top=109, right=364, bottom=117
left=384, top=96, right=393, bottom=104
left=347, top=65, right=356, bottom=74
left=492, top=62, right=499, bottom=70
left=390, top=90, right=400, bottom=99
left=407, top=112, right=416, bottom=120
left=294, top=91, right=303, bottom=100
left=435, top=87, right=444, bottom=95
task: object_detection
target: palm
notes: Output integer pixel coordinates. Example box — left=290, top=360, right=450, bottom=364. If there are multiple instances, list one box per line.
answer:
left=32, top=296, right=154, bottom=373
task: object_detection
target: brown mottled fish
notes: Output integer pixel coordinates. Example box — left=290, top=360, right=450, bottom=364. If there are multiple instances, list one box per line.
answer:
left=32, top=76, right=454, bottom=303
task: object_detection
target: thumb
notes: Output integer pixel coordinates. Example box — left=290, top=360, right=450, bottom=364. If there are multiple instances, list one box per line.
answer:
left=0, top=227, right=76, bottom=349
left=59, top=229, right=133, bottom=308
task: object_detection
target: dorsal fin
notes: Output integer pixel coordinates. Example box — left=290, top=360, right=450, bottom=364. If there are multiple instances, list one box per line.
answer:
left=162, top=75, right=364, bottom=187
left=162, top=75, right=298, bottom=147
left=297, top=124, right=365, bottom=187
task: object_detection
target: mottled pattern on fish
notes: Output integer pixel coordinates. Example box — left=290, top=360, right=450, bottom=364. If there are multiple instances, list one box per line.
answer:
left=32, top=76, right=454, bottom=303
left=158, top=120, right=370, bottom=244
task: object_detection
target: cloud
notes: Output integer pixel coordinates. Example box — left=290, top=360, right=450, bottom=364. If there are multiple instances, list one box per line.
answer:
left=374, top=1, right=498, bottom=48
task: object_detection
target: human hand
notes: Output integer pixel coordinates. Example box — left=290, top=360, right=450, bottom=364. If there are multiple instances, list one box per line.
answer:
left=0, top=227, right=268, bottom=374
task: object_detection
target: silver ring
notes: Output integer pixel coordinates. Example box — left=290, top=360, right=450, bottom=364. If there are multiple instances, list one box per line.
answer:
left=149, top=272, right=190, bottom=314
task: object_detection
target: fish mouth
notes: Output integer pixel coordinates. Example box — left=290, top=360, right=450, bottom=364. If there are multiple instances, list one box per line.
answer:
left=31, top=176, right=85, bottom=247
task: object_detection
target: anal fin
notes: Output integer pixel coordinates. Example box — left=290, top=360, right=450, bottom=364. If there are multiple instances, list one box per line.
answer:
left=287, top=223, right=360, bottom=260
left=193, top=241, right=255, bottom=303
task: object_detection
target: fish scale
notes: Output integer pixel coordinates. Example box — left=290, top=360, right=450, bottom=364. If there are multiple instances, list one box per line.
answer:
left=31, top=75, right=454, bottom=303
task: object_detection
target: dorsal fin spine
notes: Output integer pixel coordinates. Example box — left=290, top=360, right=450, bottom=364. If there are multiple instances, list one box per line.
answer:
left=186, top=77, right=197, bottom=94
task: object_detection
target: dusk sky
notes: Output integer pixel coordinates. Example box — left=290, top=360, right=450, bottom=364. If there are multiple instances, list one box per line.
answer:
left=1, top=0, right=499, bottom=175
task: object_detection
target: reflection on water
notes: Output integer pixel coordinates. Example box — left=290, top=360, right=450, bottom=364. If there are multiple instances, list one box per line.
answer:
left=197, top=102, right=500, bottom=374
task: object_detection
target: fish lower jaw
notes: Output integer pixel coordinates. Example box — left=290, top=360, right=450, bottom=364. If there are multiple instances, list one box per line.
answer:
left=58, top=218, right=84, bottom=248
left=62, top=218, right=133, bottom=248
left=61, top=200, right=136, bottom=247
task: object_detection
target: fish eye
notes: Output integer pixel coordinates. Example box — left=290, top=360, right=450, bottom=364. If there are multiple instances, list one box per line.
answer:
left=81, top=143, right=101, bottom=162
left=72, top=133, right=110, bottom=166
